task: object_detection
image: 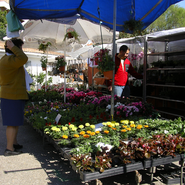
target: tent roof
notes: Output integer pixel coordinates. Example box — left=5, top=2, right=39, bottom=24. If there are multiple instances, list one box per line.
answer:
left=10, top=0, right=182, bottom=32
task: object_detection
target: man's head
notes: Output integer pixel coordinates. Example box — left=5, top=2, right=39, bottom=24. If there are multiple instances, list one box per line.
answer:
left=5, top=38, right=24, bottom=54
left=119, top=45, right=130, bottom=60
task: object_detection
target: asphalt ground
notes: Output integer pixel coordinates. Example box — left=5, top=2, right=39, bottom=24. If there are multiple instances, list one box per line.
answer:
left=0, top=111, right=181, bottom=185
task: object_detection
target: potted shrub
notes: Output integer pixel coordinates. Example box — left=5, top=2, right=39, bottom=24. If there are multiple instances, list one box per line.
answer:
left=92, top=48, right=115, bottom=79
left=40, top=56, right=48, bottom=71
left=63, top=30, right=80, bottom=42
left=55, top=55, right=67, bottom=73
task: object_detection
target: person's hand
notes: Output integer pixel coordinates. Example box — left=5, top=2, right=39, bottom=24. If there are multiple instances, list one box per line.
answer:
left=108, top=86, right=112, bottom=91
left=6, top=40, right=14, bottom=50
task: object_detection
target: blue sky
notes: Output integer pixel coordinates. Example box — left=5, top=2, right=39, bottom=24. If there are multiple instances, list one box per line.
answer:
left=176, top=0, right=185, bottom=8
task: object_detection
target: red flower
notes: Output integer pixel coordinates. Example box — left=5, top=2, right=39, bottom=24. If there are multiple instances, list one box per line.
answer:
left=45, top=123, right=48, bottom=126
left=71, top=117, right=75, bottom=122
left=68, top=122, right=71, bottom=125
left=96, top=115, right=99, bottom=120
left=80, top=118, right=83, bottom=121
left=49, top=122, right=51, bottom=126
left=89, top=115, right=93, bottom=119
left=58, top=123, right=61, bottom=125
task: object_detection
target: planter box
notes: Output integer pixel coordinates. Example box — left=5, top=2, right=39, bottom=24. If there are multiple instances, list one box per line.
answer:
left=143, top=154, right=183, bottom=168
left=76, top=161, right=143, bottom=182
left=160, top=171, right=184, bottom=184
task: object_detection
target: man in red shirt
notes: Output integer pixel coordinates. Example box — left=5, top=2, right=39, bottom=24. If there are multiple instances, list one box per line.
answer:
left=109, top=45, right=143, bottom=98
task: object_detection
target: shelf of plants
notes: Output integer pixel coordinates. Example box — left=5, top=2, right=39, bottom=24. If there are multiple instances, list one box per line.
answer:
left=24, top=85, right=185, bottom=183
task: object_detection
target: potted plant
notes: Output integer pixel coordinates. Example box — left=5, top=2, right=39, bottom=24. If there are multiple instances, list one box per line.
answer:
left=123, top=18, right=144, bottom=36
left=40, top=56, right=48, bottom=71
left=92, top=48, right=115, bottom=79
left=63, top=30, right=80, bottom=42
left=55, top=55, right=67, bottom=73
left=38, top=42, right=52, bottom=53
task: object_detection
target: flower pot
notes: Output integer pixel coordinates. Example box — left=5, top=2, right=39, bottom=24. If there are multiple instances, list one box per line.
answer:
left=42, top=67, right=47, bottom=71
left=59, top=66, right=65, bottom=73
left=103, top=70, right=113, bottom=79
left=67, top=32, right=73, bottom=38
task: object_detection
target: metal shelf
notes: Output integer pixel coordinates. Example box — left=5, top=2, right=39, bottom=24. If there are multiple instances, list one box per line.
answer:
left=147, top=67, right=185, bottom=71
left=147, top=50, right=185, bottom=56
left=155, top=107, right=185, bottom=119
left=146, top=83, right=185, bottom=88
left=146, top=96, right=185, bottom=104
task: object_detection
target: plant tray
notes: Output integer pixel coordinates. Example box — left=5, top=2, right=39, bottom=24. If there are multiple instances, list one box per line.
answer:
left=160, top=172, right=184, bottom=184
left=71, top=161, right=143, bottom=182
left=143, top=154, right=183, bottom=168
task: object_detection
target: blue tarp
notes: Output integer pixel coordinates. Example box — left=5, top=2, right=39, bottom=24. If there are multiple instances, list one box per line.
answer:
left=10, top=0, right=182, bottom=32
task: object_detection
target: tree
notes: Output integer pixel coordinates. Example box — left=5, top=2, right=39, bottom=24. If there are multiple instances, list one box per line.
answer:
left=0, top=10, right=7, bottom=40
left=119, top=5, right=185, bottom=38
left=146, top=5, right=185, bottom=33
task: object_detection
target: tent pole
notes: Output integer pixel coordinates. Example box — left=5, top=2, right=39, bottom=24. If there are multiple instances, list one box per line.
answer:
left=110, top=0, right=117, bottom=120
left=64, top=25, right=66, bottom=103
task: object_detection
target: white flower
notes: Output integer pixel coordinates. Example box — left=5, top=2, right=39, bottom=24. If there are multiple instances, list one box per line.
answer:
left=164, top=130, right=169, bottom=134
left=44, top=117, right=47, bottom=120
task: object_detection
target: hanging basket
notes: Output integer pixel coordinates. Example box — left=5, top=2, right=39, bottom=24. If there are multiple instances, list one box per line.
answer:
left=59, top=66, right=65, bottom=73
left=103, top=70, right=113, bottom=79
left=42, top=67, right=47, bottom=71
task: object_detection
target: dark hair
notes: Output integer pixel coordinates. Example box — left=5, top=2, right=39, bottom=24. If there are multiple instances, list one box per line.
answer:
left=119, top=45, right=130, bottom=52
left=5, top=38, right=24, bottom=54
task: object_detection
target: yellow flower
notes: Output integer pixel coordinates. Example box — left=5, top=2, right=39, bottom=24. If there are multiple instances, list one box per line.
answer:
left=121, top=129, right=127, bottom=132
left=85, top=123, right=90, bottom=127
left=126, top=127, right=131, bottom=131
left=95, top=131, right=100, bottom=134
left=130, top=121, right=134, bottom=124
left=69, top=124, right=75, bottom=128
left=90, top=125, right=95, bottom=129
left=108, top=124, right=112, bottom=128
left=80, top=131, right=85, bottom=135
left=86, top=130, right=91, bottom=134
left=62, top=135, right=68, bottom=139
left=104, top=130, right=109, bottom=134
left=62, top=126, right=68, bottom=131
left=115, top=122, right=119, bottom=126
left=71, top=127, right=77, bottom=131
left=144, top=125, right=149, bottom=128
left=137, top=125, right=142, bottom=129
left=130, top=124, right=136, bottom=128
left=79, top=125, right=84, bottom=129
left=112, top=127, right=117, bottom=130
left=122, top=125, right=127, bottom=128
left=120, top=120, right=129, bottom=124
left=83, top=134, right=90, bottom=138
left=30, top=110, right=32, bottom=113
left=51, top=126, right=57, bottom=131
left=102, top=122, right=107, bottom=126
left=73, top=134, right=79, bottom=138
left=90, top=132, right=95, bottom=136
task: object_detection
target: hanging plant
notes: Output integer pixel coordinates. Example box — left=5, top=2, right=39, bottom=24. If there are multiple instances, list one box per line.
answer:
left=63, top=30, right=80, bottom=42
left=38, top=42, right=52, bottom=53
left=40, top=55, right=48, bottom=69
left=123, top=18, right=144, bottom=36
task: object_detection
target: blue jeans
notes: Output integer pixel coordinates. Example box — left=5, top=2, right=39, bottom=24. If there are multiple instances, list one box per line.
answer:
left=114, top=85, right=130, bottom=98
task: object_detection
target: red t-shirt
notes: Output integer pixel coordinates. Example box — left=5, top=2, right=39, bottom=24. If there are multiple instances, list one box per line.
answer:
left=114, top=53, right=143, bottom=86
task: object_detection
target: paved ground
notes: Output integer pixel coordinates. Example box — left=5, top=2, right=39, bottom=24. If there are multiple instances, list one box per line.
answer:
left=0, top=111, right=182, bottom=185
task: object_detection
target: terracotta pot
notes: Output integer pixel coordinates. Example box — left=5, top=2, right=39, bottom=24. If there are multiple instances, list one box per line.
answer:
left=103, top=70, right=113, bottom=79
left=59, top=66, right=65, bottom=73
left=42, top=67, right=47, bottom=71
left=67, top=32, right=73, bottom=38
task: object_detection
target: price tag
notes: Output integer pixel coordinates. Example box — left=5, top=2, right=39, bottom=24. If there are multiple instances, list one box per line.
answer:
left=55, top=114, right=62, bottom=124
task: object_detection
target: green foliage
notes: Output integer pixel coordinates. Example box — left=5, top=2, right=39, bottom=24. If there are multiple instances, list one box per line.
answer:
left=0, top=11, right=7, bottom=40
left=146, top=5, right=185, bottom=33
left=35, top=72, right=46, bottom=85
left=40, top=56, right=48, bottom=68
left=55, top=55, right=66, bottom=69
left=38, top=42, right=52, bottom=53
left=63, top=31, right=80, bottom=42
